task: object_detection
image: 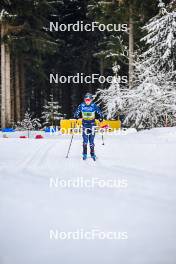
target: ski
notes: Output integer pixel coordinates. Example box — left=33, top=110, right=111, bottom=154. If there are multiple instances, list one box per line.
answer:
left=82, top=155, right=97, bottom=161
left=83, top=154, right=87, bottom=160
left=91, top=155, right=97, bottom=161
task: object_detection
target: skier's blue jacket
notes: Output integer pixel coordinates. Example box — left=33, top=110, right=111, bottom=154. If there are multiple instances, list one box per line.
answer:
left=74, top=102, right=103, bottom=127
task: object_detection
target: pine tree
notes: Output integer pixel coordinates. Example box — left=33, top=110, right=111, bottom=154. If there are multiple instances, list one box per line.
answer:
left=0, top=7, right=18, bottom=128
left=124, top=65, right=176, bottom=128
left=141, top=0, right=176, bottom=78
left=0, top=0, right=165, bottom=122
left=96, top=64, right=126, bottom=119
left=87, top=0, right=129, bottom=78
left=16, top=111, right=41, bottom=131
left=41, top=95, right=63, bottom=127
left=0, top=0, right=59, bottom=128
left=123, top=0, right=176, bottom=129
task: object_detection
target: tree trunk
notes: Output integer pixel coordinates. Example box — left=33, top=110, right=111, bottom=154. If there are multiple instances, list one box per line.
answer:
left=5, top=44, right=11, bottom=126
left=1, top=23, right=6, bottom=128
left=100, top=57, right=104, bottom=89
left=20, top=57, right=25, bottom=119
left=87, top=51, right=92, bottom=93
left=15, top=57, right=21, bottom=122
left=1, top=22, right=25, bottom=127
left=129, top=2, right=134, bottom=88
left=11, top=58, right=15, bottom=124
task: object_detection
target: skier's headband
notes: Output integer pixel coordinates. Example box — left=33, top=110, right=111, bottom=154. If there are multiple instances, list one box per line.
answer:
left=84, top=98, right=92, bottom=102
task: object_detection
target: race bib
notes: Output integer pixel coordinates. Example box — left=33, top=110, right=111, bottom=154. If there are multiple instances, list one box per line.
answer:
left=82, top=111, right=95, bottom=120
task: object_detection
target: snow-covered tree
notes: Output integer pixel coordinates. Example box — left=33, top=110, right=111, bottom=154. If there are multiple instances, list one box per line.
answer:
left=42, top=95, right=63, bottom=126
left=124, top=68, right=176, bottom=128
left=16, top=112, right=41, bottom=131
left=96, top=64, right=127, bottom=119
left=123, top=0, right=176, bottom=129
left=97, top=0, right=176, bottom=129
left=141, top=0, right=176, bottom=78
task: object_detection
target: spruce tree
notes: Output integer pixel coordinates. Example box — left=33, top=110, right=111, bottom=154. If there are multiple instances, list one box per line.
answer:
left=16, top=111, right=41, bottom=131
left=124, top=0, right=176, bottom=129
left=141, top=0, right=176, bottom=78
left=96, top=64, right=126, bottom=119
left=41, top=95, right=63, bottom=127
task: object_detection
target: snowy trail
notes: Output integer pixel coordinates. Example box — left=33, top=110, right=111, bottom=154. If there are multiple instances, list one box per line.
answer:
left=0, top=128, right=176, bottom=264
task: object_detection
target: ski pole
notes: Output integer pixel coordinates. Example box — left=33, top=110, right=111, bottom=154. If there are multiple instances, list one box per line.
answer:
left=66, top=133, right=74, bottom=158
left=102, top=133, right=105, bottom=145
left=99, top=120, right=105, bottom=146
left=66, top=120, right=77, bottom=158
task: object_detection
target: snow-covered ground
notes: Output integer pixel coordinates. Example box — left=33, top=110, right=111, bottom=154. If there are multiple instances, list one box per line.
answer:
left=0, top=127, right=176, bottom=264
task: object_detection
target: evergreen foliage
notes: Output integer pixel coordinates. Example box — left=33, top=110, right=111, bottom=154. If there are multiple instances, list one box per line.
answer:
left=41, top=95, right=63, bottom=126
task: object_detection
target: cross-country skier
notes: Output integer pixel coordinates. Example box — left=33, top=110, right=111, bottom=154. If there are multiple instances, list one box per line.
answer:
left=74, top=93, right=103, bottom=160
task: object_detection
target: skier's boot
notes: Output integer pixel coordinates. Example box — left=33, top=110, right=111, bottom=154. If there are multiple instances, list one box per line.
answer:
left=90, top=145, right=96, bottom=161
left=82, top=144, right=87, bottom=160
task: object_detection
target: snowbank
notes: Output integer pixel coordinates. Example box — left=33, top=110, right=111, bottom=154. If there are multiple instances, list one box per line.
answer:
left=0, top=127, right=176, bottom=264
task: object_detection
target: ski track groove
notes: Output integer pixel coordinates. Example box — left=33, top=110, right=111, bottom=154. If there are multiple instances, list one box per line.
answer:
left=20, top=141, right=54, bottom=169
